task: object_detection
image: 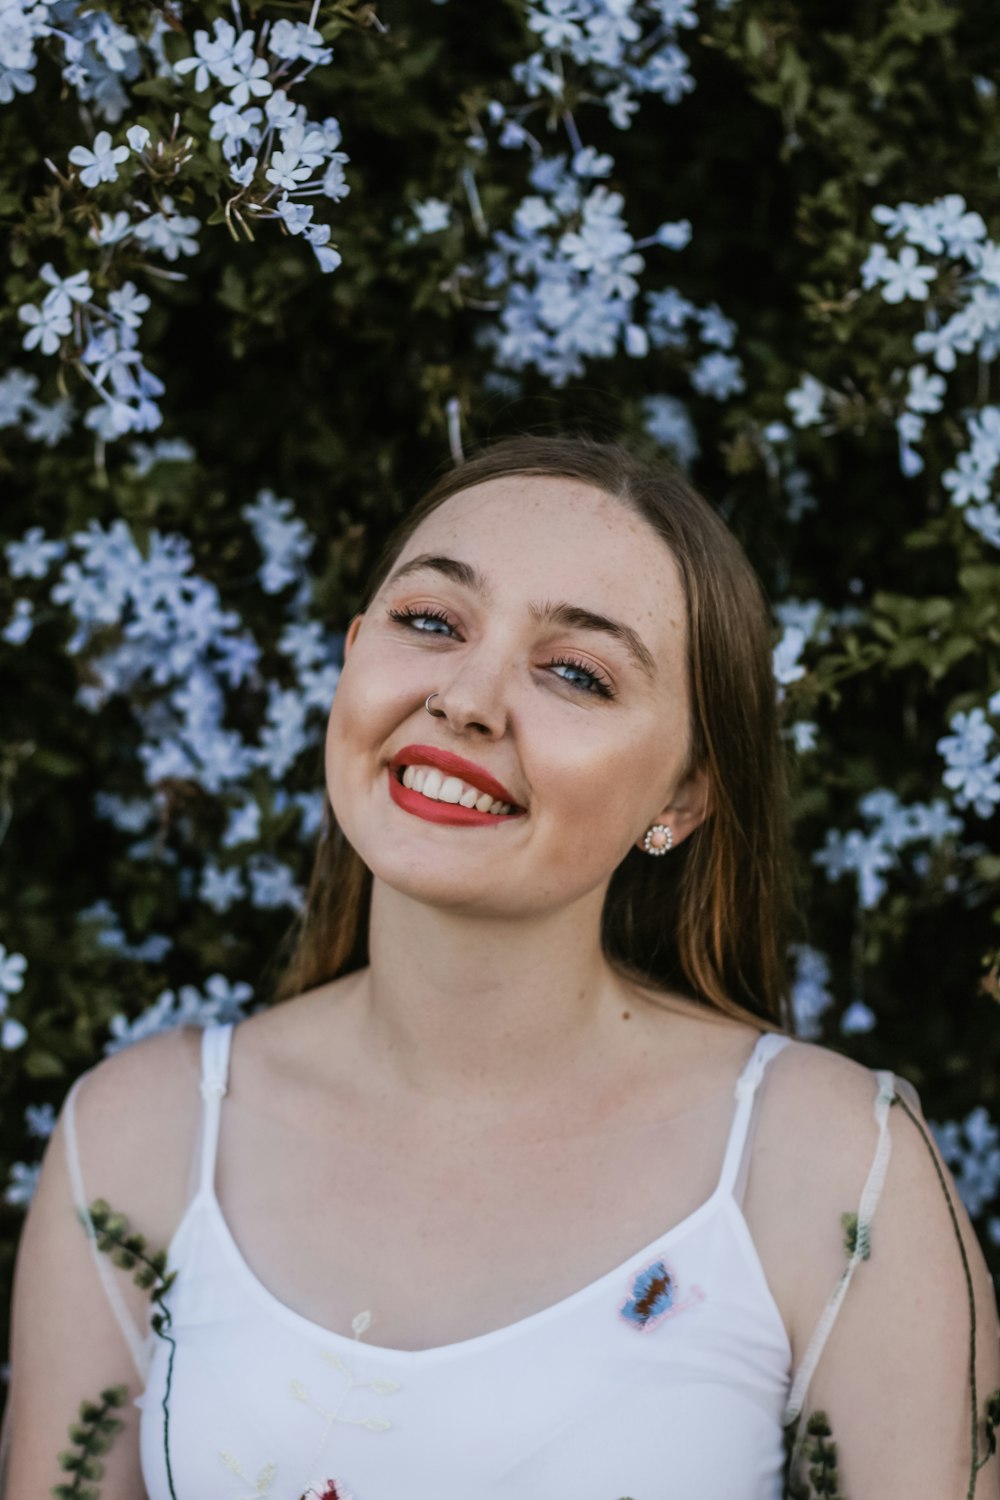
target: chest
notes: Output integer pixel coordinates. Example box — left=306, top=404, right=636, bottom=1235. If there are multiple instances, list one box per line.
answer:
left=206, top=1084, right=795, bottom=1356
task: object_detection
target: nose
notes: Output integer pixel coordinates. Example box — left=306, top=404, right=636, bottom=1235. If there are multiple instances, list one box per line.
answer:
left=425, top=652, right=508, bottom=739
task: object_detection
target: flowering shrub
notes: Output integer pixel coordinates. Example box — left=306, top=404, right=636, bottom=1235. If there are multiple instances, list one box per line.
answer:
left=3, top=0, right=1000, bottom=1412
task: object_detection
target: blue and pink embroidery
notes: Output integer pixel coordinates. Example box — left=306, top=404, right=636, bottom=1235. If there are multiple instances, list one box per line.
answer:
left=619, top=1255, right=705, bottom=1331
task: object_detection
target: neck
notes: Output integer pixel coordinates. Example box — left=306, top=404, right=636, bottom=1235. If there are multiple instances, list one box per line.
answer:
left=355, top=877, right=632, bottom=1110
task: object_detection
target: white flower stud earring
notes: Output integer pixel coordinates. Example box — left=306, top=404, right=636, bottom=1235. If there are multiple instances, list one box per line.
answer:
left=642, top=823, right=674, bottom=856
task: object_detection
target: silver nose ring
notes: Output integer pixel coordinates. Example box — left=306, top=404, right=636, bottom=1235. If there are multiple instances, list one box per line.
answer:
left=425, top=692, right=440, bottom=715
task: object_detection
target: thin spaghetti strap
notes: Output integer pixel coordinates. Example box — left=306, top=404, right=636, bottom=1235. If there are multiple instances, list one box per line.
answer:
left=62, top=1071, right=151, bottom=1381
left=781, top=1068, right=897, bottom=1458
left=716, top=1032, right=794, bottom=1201
left=197, top=1021, right=234, bottom=1201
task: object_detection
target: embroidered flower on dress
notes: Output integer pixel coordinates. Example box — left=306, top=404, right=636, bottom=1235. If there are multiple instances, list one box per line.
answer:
left=619, top=1255, right=705, bottom=1331
left=299, top=1481, right=354, bottom=1500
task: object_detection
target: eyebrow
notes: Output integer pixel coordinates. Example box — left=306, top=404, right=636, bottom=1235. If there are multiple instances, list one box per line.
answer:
left=384, top=552, right=657, bottom=680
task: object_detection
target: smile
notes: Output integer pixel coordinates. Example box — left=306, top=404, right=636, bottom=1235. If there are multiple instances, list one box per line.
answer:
left=387, top=769, right=526, bottom=827
left=386, top=742, right=525, bottom=827
left=399, top=764, right=515, bottom=815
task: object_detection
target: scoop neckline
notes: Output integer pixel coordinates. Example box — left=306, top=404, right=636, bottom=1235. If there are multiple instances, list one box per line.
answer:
left=159, top=1029, right=790, bottom=1366
left=169, top=1163, right=736, bottom=1366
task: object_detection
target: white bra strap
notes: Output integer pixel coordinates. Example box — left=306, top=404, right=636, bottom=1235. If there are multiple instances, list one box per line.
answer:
left=198, top=1022, right=233, bottom=1198
left=62, top=1071, right=151, bottom=1380
left=782, top=1068, right=897, bottom=1455
left=717, top=1032, right=793, bottom=1199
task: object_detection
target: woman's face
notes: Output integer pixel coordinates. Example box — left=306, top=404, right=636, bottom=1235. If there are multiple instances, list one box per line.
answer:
left=325, top=475, right=710, bottom=918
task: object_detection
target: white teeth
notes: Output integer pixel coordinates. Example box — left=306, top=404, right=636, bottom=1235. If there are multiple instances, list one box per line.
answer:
left=397, top=764, right=519, bottom=815
left=421, top=769, right=443, bottom=799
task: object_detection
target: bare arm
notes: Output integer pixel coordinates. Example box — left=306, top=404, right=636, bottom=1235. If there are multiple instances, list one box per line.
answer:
left=779, top=1053, right=1000, bottom=1498
left=2, top=1026, right=200, bottom=1498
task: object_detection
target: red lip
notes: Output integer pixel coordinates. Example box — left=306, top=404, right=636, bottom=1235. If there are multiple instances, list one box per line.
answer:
left=389, top=744, right=521, bottom=808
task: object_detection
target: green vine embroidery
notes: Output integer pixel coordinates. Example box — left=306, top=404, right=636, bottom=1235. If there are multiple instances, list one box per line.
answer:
left=69, top=1163, right=1000, bottom=1500
left=69, top=1197, right=179, bottom=1500
left=51, top=1383, right=129, bottom=1500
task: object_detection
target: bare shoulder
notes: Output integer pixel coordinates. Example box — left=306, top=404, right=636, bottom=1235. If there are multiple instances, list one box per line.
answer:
left=63, top=1022, right=204, bottom=1252
left=751, top=1036, right=998, bottom=1367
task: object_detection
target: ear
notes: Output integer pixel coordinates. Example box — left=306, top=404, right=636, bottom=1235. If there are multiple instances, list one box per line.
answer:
left=635, top=762, right=712, bottom=852
left=343, top=613, right=365, bottom=660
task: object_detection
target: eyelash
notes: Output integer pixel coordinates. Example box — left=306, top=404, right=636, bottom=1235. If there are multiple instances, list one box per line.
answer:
left=386, top=606, right=616, bottom=699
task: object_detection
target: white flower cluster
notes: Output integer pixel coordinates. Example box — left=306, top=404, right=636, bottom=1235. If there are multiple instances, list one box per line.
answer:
left=3, top=503, right=339, bottom=914
left=519, top=0, right=699, bottom=120
left=937, top=703, right=1000, bottom=820
left=175, top=16, right=347, bottom=271
left=812, top=787, right=962, bottom=911
left=103, top=973, right=258, bottom=1055
left=16, top=255, right=167, bottom=441
left=789, top=944, right=876, bottom=1040
left=476, top=149, right=735, bottom=390
left=0, top=944, right=28, bottom=1053
left=931, top=1106, right=1000, bottom=1221
left=3, top=6, right=350, bottom=452
left=857, top=194, right=1000, bottom=539
left=458, top=2, right=746, bottom=392
left=0, top=0, right=163, bottom=119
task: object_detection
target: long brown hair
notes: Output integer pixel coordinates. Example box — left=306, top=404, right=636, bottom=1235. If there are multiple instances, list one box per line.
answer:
left=268, top=433, right=798, bottom=1033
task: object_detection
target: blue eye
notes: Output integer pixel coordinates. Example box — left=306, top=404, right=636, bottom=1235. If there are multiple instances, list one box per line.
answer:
left=387, top=608, right=615, bottom=699
left=388, top=606, right=455, bottom=634
left=549, top=656, right=615, bottom=699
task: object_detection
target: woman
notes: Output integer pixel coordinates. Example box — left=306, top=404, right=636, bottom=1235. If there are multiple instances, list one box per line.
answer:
left=4, top=433, right=999, bottom=1499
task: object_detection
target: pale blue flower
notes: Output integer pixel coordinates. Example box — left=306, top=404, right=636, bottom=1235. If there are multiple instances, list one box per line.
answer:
left=133, top=197, right=200, bottom=260
left=266, top=19, right=332, bottom=67
left=932, top=1107, right=1000, bottom=1216
left=0, top=945, right=26, bottom=997
left=5, top=1162, right=41, bottom=1208
left=571, top=145, right=613, bottom=178
left=68, top=129, right=129, bottom=187
left=840, top=1001, right=877, bottom=1036
left=90, top=210, right=133, bottom=246
left=411, top=197, right=451, bottom=234
left=39, top=263, right=92, bottom=318
left=4, top=526, right=67, bottom=578
left=222, top=797, right=261, bottom=849
left=880, top=246, right=935, bottom=303
left=790, top=721, right=818, bottom=754
left=246, top=854, right=304, bottom=911
left=942, top=450, right=992, bottom=507
left=107, top=282, right=150, bottom=329
left=905, top=363, right=946, bottom=414
left=230, top=155, right=258, bottom=187
left=2, top=598, right=34, bottom=645
left=25, top=1102, right=56, bottom=1139
left=651, top=0, right=698, bottom=28
left=654, top=218, right=691, bottom=250
left=126, top=124, right=150, bottom=151
left=0, top=367, right=38, bottom=426
left=18, top=301, right=71, bottom=355
left=790, top=944, right=833, bottom=1039
left=641, top=394, right=699, bottom=469
left=199, top=860, right=246, bottom=914
left=772, top=624, right=807, bottom=687
left=690, top=351, right=744, bottom=399
left=605, top=82, right=639, bottom=128
left=642, top=44, right=694, bottom=104
left=24, top=396, right=73, bottom=446
left=786, top=374, right=825, bottom=428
